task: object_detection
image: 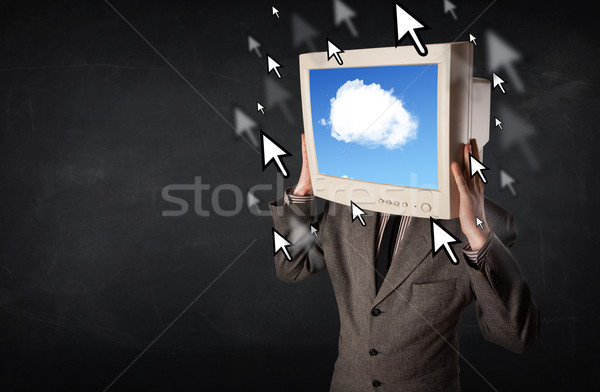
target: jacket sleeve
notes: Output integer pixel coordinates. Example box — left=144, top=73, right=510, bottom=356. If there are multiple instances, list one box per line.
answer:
left=467, top=200, right=540, bottom=354
left=268, top=193, right=329, bottom=283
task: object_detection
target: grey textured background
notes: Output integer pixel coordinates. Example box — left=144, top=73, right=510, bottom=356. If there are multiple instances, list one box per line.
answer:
left=1, top=0, right=598, bottom=390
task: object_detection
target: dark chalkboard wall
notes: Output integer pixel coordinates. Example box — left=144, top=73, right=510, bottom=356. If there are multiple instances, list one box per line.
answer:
left=1, top=0, right=598, bottom=390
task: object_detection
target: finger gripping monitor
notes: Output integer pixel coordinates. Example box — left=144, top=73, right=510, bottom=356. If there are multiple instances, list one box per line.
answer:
left=299, top=42, right=490, bottom=219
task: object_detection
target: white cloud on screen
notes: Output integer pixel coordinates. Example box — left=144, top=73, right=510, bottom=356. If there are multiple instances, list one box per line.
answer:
left=327, top=79, right=418, bottom=149
left=319, top=118, right=327, bottom=126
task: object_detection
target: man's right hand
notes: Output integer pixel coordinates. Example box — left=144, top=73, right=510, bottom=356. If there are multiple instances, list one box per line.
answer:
left=293, top=133, right=313, bottom=196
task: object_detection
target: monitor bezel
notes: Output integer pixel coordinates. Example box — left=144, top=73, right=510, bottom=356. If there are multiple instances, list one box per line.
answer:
left=299, top=42, right=473, bottom=219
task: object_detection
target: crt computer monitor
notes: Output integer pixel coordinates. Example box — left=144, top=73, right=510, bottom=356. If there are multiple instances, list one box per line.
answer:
left=299, top=41, right=490, bottom=219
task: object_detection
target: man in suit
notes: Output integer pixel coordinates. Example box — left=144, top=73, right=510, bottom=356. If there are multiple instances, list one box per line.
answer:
left=269, top=135, right=539, bottom=391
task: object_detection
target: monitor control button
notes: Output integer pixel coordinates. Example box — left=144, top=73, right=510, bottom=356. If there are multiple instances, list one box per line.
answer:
left=378, top=198, right=384, bottom=203
left=394, top=201, right=399, bottom=206
left=421, top=203, right=432, bottom=213
left=402, top=202, right=408, bottom=208
left=386, top=200, right=391, bottom=205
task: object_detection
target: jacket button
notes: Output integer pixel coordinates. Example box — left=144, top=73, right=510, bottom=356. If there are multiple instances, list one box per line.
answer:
left=369, top=348, right=378, bottom=356
left=371, top=308, right=381, bottom=316
left=372, top=380, right=382, bottom=387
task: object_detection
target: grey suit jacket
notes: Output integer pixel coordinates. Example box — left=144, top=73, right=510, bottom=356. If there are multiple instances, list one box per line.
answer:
left=269, top=196, right=539, bottom=392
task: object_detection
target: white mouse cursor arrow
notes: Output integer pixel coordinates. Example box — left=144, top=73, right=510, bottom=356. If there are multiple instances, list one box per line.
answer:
left=272, top=6, right=280, bottom=18
left=233, top=107, right=259, bottom=148
left=247, top=190, right=266, bottom=216
left=495, top=117, right=502, bottom=129
left=469, top=33, right=477, bottom=45
left=327, top=39, right=344, bottom=65
left=291, top=12, right=319, bottom=51
left=247, top=190, right=260, bottom=209
left=430, top=218, right=461, bottom=265
left=469, top=153, right=489, bottom=184
left=476, top=217, right=484, bottom=229
left=333, top=0, right=358, bottom=37
left=500, top=169, right=517, bottom=196
left=266, top=54, right=282, bottom=79
left=260, top=130, right=291, bottom=178
left=486, top=29, right=524, bottom=93
left=247, top=35, right=262, bottom=58
left=310, top=225, right=318, bottom=236
left=493, top=73, right=506, bottom=94
left=264, top=76, right=293, bottom=124
left=350, top=201, right=366, bottom=226
left=256, top=101, right=265, bottom=115
left=394, top=1, right=429, bottom=56
left=443, top=0, right=457, bottom=20
left=273, top=228, right=292, bottom=261
left=497, top=103, right=539, bottom=171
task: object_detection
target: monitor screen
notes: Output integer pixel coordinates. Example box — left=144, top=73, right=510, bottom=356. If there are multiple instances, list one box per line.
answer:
left=309, top=64, right=438, bottom=190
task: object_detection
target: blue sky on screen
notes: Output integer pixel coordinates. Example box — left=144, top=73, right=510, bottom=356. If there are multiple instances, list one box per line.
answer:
left=310, top=64, right=438, bottom=189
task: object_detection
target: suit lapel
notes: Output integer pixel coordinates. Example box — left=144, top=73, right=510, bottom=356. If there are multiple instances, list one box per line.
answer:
left=373, top=216, right=432, bottom=306
left=342, top=204, right=463, bottom=306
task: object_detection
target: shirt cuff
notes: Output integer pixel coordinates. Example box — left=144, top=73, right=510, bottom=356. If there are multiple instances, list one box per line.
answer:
left=462, top=231, right=493, bottom=269
left=283, top=187, right=315, bottom=206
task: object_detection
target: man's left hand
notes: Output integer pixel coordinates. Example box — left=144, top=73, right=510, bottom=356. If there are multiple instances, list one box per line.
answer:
left=451, top=138, right=491, bottom=251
